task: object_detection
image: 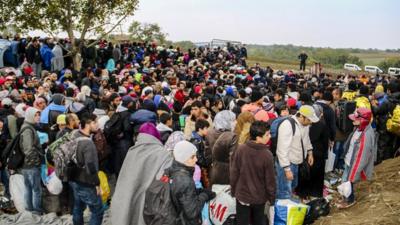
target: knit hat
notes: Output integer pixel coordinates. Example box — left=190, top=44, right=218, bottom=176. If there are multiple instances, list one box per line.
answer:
left=250, top=90, right=263, bottom=103
left=173, top=141, right=197, bottom=164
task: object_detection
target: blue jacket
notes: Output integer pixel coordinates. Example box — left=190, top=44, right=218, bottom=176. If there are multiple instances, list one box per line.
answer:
left=40, top=44, right=53, bottom=70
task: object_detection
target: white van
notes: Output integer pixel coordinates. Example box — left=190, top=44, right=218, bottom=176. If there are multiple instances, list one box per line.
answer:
left=364, top=65, right=383, bottom=74
left=344, top=63, right=362, bottom=71
left=388, top=67, right=400, bottom=76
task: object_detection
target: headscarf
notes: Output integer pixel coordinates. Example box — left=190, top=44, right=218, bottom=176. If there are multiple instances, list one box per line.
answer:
left=139, top=122, right=161, bottom=141
left=164, top=131, right=185, bottom=151
left=214, top=110, right=236, bottom=131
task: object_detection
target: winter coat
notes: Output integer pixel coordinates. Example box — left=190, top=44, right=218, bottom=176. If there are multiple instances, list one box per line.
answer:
left=20, top=122, right=43, bottom=168
left=51, top=44, right=64, bottom=71
left=169, top=161, right=209, bottom=225
left=230, top=141, right=276, bottom=205
left=69, top=130, right=100, bottom=186
left=309, top=120, right=330, bottom=160
left=111, top=133, right=174, bottom=225
left=209, top=131, right=238, bottom=185
left=343, top=124, right=377, bottom=183
left=40, top=44, right=53, bottom=70
left=316, top=101, right=336, bottom=142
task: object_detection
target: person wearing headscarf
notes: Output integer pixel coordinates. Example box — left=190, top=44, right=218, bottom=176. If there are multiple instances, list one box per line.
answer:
left=164, top=131, right=186, bottom=151
left=205, top=110, right=238, bottom=185
left=111, top=122, right=173, bottom=225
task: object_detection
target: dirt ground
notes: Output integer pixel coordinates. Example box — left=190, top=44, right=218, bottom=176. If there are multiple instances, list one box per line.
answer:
left=316, top=157, right=400, bottom=225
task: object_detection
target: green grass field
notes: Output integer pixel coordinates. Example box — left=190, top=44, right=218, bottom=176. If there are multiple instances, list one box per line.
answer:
left=350, top=52, right=400, bottom=66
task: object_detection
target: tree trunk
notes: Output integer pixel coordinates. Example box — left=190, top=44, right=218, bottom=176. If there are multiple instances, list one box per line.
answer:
left=72, top=45, right=82, bottom=71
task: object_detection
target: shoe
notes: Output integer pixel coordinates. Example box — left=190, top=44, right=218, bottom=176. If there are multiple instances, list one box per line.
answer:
left=336, top=201, right=356, bottom=209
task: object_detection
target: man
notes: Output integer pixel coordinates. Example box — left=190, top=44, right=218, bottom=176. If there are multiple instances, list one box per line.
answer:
left=20, top=107, right=43, bottom=214
left=230, top=121, right=276, bottom=225
left=275, top=105, right=318, bottom=199
left=184, top=101, right=212, bottom=139
left=111, top=123, right=173, bottom=225
left=338, top=108, right=376, bottom=209
left=156, top=112, right=173, bottom=144
left=26, top=38, right=42, bottom=78
left=273, top=89, right=286, bottom=113
left=316, top=91, right=336, bottom=147
left=69, top=114, right=103, bottom=225
left=298, top=51, right=308, bottom=71
left=190, top=119, right=211, bottom=169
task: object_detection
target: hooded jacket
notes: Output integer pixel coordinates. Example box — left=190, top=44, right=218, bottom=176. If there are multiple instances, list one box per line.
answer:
left=111, top=133, right=173, bottom=225
left=20, top=107, right=43, bottom=168
left=342, top=124, right=377, bottom=182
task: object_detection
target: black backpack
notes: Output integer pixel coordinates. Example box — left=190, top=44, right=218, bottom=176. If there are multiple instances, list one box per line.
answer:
left=303, top=198, right=330, bottom=225
left=1, top=126, right=33, bottom=170
left=103, top=112, right=123, bottom=143
left=143, top=172, right=183, bottom=225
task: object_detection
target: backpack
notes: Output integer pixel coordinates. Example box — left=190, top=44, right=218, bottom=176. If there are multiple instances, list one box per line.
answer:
left=386, top=105, right=400, bottom=136
left=51, top=130, right=90, bottom=182
left=93, top=129, right=110, bottom=162
left=143, top=173, right=182, bottom=225
left=303, top=198, right=330, bottom=224
left=103, top=112, right=123, bottom=142
left=269, top=117, right=296, bottom=156
left=336, top=100, right=356, bottom=133
left=1, top=126, right=33, bottom=170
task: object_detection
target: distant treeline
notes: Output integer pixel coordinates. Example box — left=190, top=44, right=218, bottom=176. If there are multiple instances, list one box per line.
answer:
left=247, top=44, right=400, bottom=69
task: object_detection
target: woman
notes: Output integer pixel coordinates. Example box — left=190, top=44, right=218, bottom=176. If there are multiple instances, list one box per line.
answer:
left=211, top=98, right=224, bottom=118
left=234, top=111, right=256, bottom=145
left=296, top=104, right=329, bottom=199
left=206, top=110, right=238, bottom=185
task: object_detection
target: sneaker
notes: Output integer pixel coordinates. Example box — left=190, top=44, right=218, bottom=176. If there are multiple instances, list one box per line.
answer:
left=336, top=201, right=356, bottom=209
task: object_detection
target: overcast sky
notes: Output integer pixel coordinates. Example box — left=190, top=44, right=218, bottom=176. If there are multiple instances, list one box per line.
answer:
left=129, top=0, right=400, bottom=49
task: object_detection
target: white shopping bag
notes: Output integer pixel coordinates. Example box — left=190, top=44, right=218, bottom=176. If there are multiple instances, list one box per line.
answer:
left=209, top=185, right=236, bottom=225
left=337, top=181, right=352, bottom=198
left=9, top=174, right=26, bottom=212
left=325, top=147, right=336, bottom=173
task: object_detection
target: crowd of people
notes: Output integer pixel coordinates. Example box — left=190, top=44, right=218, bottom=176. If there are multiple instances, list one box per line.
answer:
left=0, top=34, right=399, bottom=225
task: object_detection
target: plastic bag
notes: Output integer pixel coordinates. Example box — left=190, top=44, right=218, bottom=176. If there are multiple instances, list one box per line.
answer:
left=9, top=174, right=26, bottom=212
left=325, top=147, right=336, bottom=173
left=209, top=185, right=236, bottom=225
left=270, top=199, right=309, bottom=225
left=98, top=171, right=110, bottom=204
left=337, top=181, right=352, bottom=198
left=46, top=173, right=63, bottom=195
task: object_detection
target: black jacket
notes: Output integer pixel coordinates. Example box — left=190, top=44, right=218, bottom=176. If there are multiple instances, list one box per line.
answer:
left=169, top=161, right=209, bottom=225
left=69, top=131, right=100, bottom=187
left=26, top=45, right=42, bottom=64
left=316, top=101, right=336, bottom=142
left=374, top=92, right=400, bottom=131
left=309, top=120, right=330, bottom=159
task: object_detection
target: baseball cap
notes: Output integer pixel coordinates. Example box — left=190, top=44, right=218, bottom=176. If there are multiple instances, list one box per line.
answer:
left=349, top=108, right=372, bottom=122
left=56, top=114, right=66, bottom=125
left=298, top=105, right=319, bottom=123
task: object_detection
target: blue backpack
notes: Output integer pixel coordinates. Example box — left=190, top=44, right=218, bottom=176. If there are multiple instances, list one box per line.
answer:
left=269, top=117, right=296, bottom=156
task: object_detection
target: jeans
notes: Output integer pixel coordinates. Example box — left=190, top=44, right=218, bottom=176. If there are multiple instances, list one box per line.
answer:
left=21, top=167, right=43, bottom=213
left=32, top=62, right=42, bottom=78
left=275, top=161, right=299, bottom=200
left=0, top=169, right=10, bottom=198
left=236, top=200, right=266, bottom=225
left=69, top=181, right=104, bottom=225
left=334, top=141, right=345, bottom=170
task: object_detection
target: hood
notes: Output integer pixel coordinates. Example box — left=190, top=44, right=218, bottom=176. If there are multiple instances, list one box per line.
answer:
left=24, top=107, right=39, bottom=124
left=93, top=108, right=107, bottom=117
left=52, top=93, right=65, bottom=105
left=388, top=92, right=400, bottom=104
left=156, top=123, right=173, bottom=132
